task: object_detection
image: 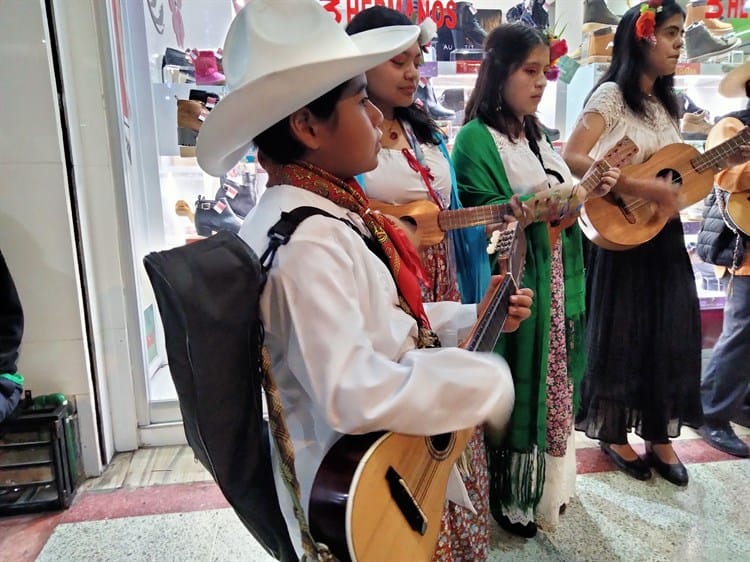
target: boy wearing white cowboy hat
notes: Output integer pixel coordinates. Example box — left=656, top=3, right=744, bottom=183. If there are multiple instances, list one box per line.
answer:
left=695, top=62, right=750, bottom=460
left=196, top=0, right=532, bottom=559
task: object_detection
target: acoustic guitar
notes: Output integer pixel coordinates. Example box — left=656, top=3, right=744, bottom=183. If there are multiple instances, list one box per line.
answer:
left=726, top=190, right=750, bottom=236
left=580, top=127, right=750, bottom=250
left=370, top=136, right=637, bottom=248
left=308, top=223, right=526, bottom=562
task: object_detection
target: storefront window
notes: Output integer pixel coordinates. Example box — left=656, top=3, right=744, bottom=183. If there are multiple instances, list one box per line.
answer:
left=112, top=0, right=746, bottom=431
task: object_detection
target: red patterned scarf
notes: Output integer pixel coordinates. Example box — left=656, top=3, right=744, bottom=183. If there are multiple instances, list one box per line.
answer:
left=273, top=160, right=439, bottom=347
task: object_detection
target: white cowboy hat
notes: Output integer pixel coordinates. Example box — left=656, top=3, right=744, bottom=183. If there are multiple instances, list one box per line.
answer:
left=719, top=60, right=750, bottom=99
left=197, top=0, right=419, bottom=177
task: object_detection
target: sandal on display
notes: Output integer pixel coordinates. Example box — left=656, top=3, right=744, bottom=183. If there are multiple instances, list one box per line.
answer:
left=175, top=199, right=195, bottom=223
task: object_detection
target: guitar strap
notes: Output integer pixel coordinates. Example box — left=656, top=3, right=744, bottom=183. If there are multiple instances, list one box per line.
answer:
left=526, top=134, right=566, bottom=187
left=261, top=208, right=342, bottom=562
left=401, top=120, right=446, bottom=209
left=527, top=133, right=566, bottom=228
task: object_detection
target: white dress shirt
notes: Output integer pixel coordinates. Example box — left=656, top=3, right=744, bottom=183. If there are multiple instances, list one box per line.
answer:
left=240, top=185, right=514, bottom=557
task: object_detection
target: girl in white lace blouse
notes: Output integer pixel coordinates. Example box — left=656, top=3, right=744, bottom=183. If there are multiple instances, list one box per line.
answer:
left=563, top=0, right=702, bottom=488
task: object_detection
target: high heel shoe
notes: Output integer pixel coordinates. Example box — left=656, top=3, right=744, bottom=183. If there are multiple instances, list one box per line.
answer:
left=600, top=442, right=652, bottom=481
left=194, top=196, right=243, bottom=237
left=645, top=443, right=689, bottom=486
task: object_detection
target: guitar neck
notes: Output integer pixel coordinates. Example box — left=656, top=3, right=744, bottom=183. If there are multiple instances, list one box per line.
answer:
left=438, top=204, right=510, bottom=231
left=438, top=168, right=603, bottom=233
left=694, top=127, right=750, bottom=172
left=463, top=275, right=515, bottom=353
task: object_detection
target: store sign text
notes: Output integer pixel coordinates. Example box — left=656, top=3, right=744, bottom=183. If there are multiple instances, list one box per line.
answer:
left=705, top=0, right=749, bottom=18
left=321, top=0, right=458, bottom=28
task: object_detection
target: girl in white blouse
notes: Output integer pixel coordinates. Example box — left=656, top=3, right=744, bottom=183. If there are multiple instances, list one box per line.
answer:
left=564, top=0, right=701, bottom=487
left=346, top=6, right=493, bottom=560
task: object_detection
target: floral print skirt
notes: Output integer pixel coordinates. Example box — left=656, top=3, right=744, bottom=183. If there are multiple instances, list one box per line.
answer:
left=421, top=238, right=488, bottom=560
left=432, top=427, right=490, bottom=561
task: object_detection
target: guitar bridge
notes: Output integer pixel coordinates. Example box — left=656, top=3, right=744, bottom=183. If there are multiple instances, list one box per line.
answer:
left=386, top=466, right=428, bottom=536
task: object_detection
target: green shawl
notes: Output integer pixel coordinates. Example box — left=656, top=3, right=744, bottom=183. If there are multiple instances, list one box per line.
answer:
left=451, top=119, right=587, bottom=511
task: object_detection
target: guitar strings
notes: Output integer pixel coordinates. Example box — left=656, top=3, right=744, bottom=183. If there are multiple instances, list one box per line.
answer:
left=442, top=139, right=637, bottom=231
left=619, top=134, right=750, bottom=214
left=444, top=164, right=607, bottom=230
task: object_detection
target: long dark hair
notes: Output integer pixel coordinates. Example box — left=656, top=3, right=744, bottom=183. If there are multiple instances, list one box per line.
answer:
left=463, top=24, right=548, bottom=142
left=346, top=6, right=442, bottom=145
left=592, top=0, right=684, bottom=118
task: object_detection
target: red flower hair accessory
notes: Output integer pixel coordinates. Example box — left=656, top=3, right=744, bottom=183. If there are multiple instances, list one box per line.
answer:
left=636, top=0, right=663, bottom=46
left=544, top=26, right=568, bottom=81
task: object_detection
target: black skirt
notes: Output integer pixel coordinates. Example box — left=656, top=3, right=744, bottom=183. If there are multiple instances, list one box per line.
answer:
left=576, top=219, right=703, bottom=443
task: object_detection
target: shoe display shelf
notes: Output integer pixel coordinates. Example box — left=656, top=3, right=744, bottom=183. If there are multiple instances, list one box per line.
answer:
left=0, top=402, right=83, bottom=515
left=559, top=60, right=747, bottom=139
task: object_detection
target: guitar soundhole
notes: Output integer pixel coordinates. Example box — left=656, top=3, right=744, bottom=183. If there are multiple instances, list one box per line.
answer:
left=426, top=433, right=454, bottom=460
left=657, top=168, right=682, bottom=186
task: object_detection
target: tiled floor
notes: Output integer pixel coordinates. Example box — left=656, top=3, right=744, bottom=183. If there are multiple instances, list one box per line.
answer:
left=1, top=427, right=748, bottom=562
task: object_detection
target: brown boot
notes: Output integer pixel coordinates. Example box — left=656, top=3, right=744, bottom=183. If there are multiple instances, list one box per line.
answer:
left=177, top=99, right=207, bottom=132
left=177, top=100, right=208, bottom=157
left=681, top=110, right=712, bottom=140
left=685, top=0, right=734, bottom=36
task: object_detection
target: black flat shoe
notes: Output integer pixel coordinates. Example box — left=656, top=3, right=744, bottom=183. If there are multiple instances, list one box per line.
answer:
left=645, top=446, right=689, bottom=486
left=495, top=514, right=537, bottom=538
left=600, top=442, right=652, bottom=481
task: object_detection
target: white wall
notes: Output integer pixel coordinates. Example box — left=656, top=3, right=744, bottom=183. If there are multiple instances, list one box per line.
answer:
left=0, top=0, right=105, bottom=476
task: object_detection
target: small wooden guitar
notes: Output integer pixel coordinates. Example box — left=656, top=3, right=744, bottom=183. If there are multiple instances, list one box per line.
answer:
left=580, top=127, right=750, bottom=250
left=370, top=136, right=637, bottom=248
left=726, top=190, right=750, bottom=236
left=308, top=223, right=526, bottom=562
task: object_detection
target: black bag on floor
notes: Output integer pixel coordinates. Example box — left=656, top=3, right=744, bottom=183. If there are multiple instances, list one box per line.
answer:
left=143, top=207, right=335, bottom=562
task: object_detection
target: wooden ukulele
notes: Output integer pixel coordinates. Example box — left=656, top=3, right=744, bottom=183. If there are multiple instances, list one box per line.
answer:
left=308, top=223, right=526, bottom=562
left=580, top=127, right=750, bottom=250
left=370, top=136, right=637, bottom=248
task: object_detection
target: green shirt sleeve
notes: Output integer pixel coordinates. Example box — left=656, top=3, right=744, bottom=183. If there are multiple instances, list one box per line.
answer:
left=1, top=372, right=23, bottom=386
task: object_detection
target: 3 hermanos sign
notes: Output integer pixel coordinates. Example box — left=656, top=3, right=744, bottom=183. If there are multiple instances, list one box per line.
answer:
left=320, top=0, right=459, bottom=28
left=705, top=0, right=749, bottom=18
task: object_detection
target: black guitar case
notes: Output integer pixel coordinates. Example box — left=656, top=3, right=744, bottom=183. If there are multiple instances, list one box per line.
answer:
left=143, top=208, right=336, bottom=561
